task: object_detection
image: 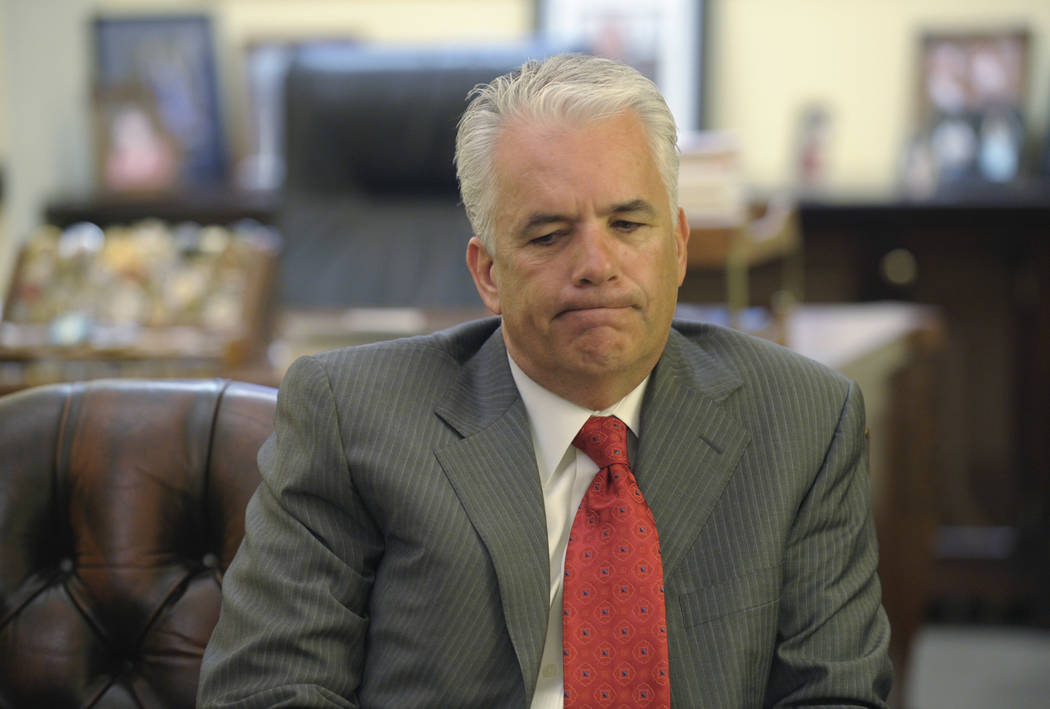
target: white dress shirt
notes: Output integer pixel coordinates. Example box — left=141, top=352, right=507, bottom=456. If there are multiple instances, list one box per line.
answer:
left=507, top=356, right=649, bottom=709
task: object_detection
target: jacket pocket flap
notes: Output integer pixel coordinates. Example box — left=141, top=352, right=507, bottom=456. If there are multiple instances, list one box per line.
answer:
left=678, top=564, right=782, bottom=628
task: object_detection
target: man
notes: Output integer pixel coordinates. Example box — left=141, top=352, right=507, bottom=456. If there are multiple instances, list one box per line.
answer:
left=199, top=54, right=891, bottom=707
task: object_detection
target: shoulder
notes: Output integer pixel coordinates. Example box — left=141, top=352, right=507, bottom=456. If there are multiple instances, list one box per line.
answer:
left=676, top=317, right=848, bottom=380
left=668, top=319, right=856, bottom=419
left=665, top=322, right=866, bottom=489
left=281, top=316, right=501, bottom=405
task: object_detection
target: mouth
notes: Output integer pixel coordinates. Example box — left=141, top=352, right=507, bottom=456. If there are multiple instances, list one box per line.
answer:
left=556, top=303, right=636, bottom=320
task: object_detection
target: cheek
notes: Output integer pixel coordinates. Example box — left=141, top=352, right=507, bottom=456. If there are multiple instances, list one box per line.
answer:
left=630, top=249, right=671, bottom=288
left=492, top=269, right=527, bottom=321
left=656, top=242, right=686, bottom=287
left=500, top=265, right=542, bottom=303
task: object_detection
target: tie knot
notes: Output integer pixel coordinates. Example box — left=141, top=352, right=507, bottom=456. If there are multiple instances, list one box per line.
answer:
left=573, top=416, right=630, bottom=469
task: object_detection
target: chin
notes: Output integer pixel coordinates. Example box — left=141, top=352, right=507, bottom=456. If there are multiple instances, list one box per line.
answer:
left=563, top=338, right=638, bottom=375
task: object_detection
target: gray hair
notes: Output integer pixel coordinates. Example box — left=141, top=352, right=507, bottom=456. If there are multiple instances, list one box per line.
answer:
left=454, top=53, right=679, bottom=251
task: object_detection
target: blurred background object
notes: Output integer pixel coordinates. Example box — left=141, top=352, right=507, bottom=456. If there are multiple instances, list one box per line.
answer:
left=1, top=2, right=1049, bottom=707
left=904, top=29, right=1030, bottom=192
left=92, top=14, right=228, bottom=192
left=0, top=218, right=279, bottom=392
left=538, top=0, right=703, bottom=130
left=795, top=103, right=833, bottom=189
left=275, top=41, right=560, bottom=308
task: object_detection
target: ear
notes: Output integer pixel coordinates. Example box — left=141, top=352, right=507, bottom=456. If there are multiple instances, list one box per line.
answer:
left=466, top=236, right=502, bottom=315
left=673, top=206, right=691, bottom=285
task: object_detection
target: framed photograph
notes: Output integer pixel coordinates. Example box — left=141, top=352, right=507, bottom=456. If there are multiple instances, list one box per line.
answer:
left=92, top=14, right=228, bottom=191
left=915, top=29, right=1029, bottom=185
left=94, top=85, right=179, bottom=193
left=536, top=0, right=707, bottom=131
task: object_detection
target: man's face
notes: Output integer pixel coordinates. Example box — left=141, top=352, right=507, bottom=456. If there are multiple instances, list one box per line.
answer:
left=466, top=111, right=690, bottom=409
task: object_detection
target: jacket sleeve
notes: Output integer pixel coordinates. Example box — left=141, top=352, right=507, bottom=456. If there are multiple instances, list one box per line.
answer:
left=198, top=355, right=382, bottom=708
left=765, top=380, right=894, bottom=707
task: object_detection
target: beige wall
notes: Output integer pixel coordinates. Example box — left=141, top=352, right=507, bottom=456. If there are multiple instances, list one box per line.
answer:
left=72, top=0, right=1050, bottom=193
left=213, top=0, right=532, bottom=165
left=707, top=0, right=1050, bottom=191
left=0, top=8, right=7, bottom=166
left=1, top=0, right=96, bottom=306
left=216, top=0, right=530, bottom=41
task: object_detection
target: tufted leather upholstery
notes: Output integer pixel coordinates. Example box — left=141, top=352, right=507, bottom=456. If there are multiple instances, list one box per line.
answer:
left=0, top=378, right=276, bottom=708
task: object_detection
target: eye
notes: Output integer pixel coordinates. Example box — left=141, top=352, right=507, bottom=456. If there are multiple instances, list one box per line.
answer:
left=611, top=219, right=643, bottom=232
left=530, top=231, right=563, bottom=246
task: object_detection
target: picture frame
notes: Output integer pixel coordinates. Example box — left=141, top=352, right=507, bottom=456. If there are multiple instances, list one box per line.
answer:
left=536, top=0, right=707, bottom=131
left=914, top=29, right=1029, bottom=185
left=92, top=14, right=228, bottom=191
left=93, top=85, right=179, bottom=194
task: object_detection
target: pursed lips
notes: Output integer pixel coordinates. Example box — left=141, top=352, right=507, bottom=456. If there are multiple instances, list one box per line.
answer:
left=556, top=299, right=638, bottom=319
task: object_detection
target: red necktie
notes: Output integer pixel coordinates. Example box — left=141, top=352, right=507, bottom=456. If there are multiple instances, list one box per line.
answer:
left=562, top=416, right=671, bottom=708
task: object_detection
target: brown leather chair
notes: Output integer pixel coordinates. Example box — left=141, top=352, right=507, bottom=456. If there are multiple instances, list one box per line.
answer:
left=0, top=378, right=276, bottom=708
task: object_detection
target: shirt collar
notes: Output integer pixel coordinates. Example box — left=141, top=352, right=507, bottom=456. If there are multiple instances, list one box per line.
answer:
left=507, top=354, right=649, bottom=480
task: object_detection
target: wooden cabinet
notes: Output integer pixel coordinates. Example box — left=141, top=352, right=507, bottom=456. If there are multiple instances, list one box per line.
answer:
left=688, top=186, right=1050, bottom=626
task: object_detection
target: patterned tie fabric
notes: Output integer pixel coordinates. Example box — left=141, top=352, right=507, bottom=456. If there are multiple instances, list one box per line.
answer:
left=562, top=416, right=671, bottom=708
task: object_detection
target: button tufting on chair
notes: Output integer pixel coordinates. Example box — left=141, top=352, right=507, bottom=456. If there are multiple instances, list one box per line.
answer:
left=0, top=378, right=276, bottom=708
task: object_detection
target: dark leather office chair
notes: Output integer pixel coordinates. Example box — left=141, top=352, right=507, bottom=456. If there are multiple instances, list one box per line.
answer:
left=278, top=42, right=561, bottom=308
left=0, top=378, right=276, bottom=708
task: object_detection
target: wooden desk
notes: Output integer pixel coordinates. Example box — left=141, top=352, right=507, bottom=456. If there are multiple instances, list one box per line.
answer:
left=44, top=189, right=280, bottom=229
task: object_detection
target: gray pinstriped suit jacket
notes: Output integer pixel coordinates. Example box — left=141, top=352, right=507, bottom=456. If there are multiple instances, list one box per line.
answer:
left=198, top=317, right=892, bottom=708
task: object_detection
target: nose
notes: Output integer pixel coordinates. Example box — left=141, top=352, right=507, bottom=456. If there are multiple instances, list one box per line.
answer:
left=570, top=221, right=618, bottom=286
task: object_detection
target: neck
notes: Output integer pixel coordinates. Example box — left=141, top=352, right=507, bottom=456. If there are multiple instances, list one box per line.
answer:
left=513, top=359, right=654, bottom=412
left=500, top=331, right=668, bottom=412
left=554, top=376, right=640, bottom=411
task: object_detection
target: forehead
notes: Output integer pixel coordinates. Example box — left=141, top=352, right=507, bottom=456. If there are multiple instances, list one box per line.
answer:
left=494, top=110, right=653, bottom=174
left=490, top=111, right=665, bottom=223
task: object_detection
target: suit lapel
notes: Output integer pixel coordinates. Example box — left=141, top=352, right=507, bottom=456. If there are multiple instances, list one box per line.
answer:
left=636, top=328, right=752, bottom=576
left=433, top=328, right=549, bottom=702
left=430, top=323, right=752, bottom=697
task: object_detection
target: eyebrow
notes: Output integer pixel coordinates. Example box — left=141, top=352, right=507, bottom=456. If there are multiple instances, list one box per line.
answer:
left=520, top=213, right=567, bottom=234
left=609, top=199, right=657, bottom=218
left=518, top=199, right=657, bottom=235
